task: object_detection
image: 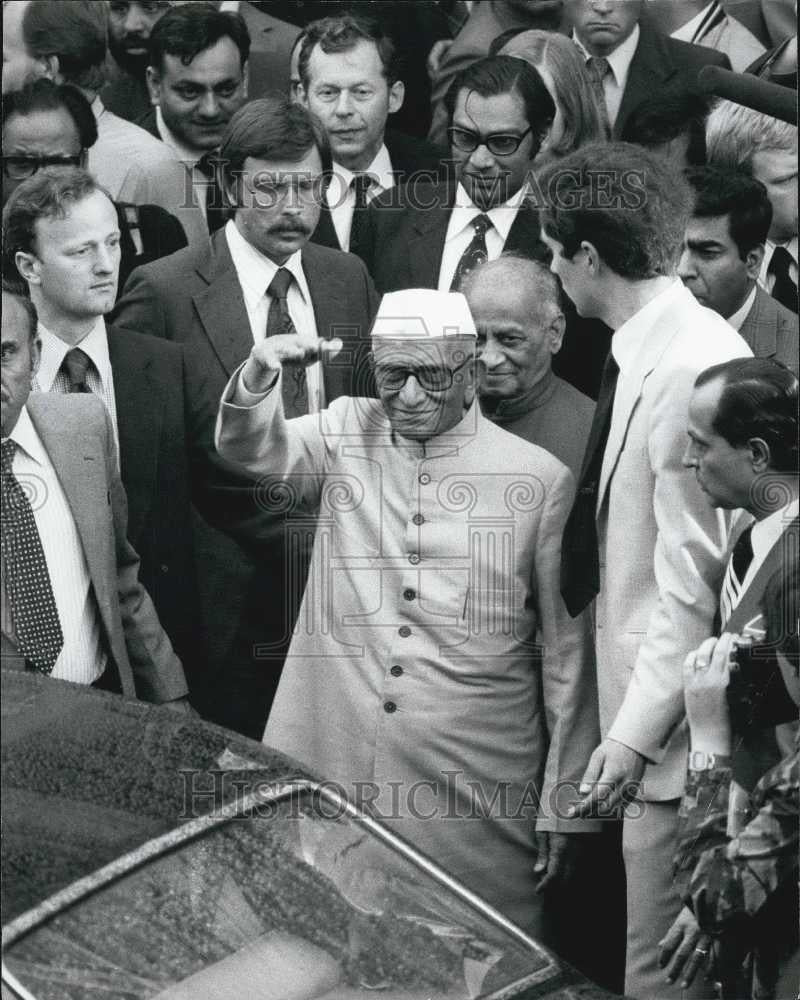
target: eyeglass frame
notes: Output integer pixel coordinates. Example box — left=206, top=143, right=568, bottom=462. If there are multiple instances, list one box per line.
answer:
left=2, top=152, right=86, bottom=181
left=446, top=125, right=533, bottom=157
left=371, top=355, right=473, bottom=393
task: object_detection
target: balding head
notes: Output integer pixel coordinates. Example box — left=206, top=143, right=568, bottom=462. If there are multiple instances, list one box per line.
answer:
left=463, top=255, right=565, bottom=403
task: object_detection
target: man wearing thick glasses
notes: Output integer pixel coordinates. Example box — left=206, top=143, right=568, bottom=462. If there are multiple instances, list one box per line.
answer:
left=216, top=287, right=599, bottom=936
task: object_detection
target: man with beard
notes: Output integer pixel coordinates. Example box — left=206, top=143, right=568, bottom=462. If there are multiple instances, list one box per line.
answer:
left=102, top=1, right=173, bottom=123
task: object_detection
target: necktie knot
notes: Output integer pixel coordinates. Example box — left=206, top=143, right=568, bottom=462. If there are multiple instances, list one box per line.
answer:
left=1, top=438, right=16, bottom=475
left=351, top=173, right=374, bottom=206
left=60, top=347, right=93, bottom=393
left=586, top=55, right=610, bottom=83
left=196, top=151, right=220, bottom=180
left=472, top=213, right=492, bottom=238
left=768, top=246, right=794, bottom=279
left=731, top=524, right=754, bottom=584
left=268, top=267, right=294, bottom=301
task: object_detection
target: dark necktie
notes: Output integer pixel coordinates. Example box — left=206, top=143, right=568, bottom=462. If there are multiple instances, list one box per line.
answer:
left=266, top=268, right=308, bottom=418
left=585, top=55, right=611, bottom=130
left=450, top=214, right=492, bottom=291
left=348, top=173, right=374, bottom=261
left=60, top=347, right=93, bottom=393
left=767, top=246, right=798, bottom=314
left=560, top=352, right=620, bottom=616
left=196, top=152, right=228, bottom=235
left=0, top=439, right=63, bottom=674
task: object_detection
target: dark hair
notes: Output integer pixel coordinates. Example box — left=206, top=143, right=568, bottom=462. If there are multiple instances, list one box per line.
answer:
left=685, top=166, right=772, bottom=259
left=1, top=79, right=98, bottom=151
left=20, top=0, right=107, bottom=92
left=1, top=277, right=38, bottom=341
left=219, top=96, right=331, bottom=190
left=695, top=358, right=799, bottom=474
left=299, top=13, right=400, bottom=88
left=148, top=3, right=250, bottom=74
left=538, top=141, right=691, bottom=279
left=2, top=167, right=107, bottom=258
left=445, top=55, right=555, bottom=142
left=620, top=88, right=711, bottom=166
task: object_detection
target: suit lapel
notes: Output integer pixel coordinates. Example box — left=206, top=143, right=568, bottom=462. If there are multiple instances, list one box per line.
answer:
left=312, top=201, right=343, bottom=251
left=614, top=25, right=678, bottom=137
left=739, top=287, right=778, bottom=359
left=192, top=232, right=254, bottom=377
left=725, top=517, right=799, bottom=634
left=505, top=205, right=548, bottom=261
left=408, top=184, right=454, bottom=287
left=302, top=246, right=353, bottom=401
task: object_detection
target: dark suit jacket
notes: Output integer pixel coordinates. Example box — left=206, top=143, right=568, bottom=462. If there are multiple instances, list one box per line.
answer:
left=112, top=231, right=379, bottom=736
left=738, top=285, right=799, bottom=374
left=8, top=394, right=188, bottom=703
left=361, top=181, right=612, bottom=398
left=115, top=202, right=187, bottom=299
left=106, top=326, right=200, bottom=685
left=613, top=21, right=730, bottom=137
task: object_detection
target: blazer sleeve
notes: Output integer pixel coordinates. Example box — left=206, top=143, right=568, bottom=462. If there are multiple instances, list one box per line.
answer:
left=105, top=408, right=189, bottom=703
left=111, top=264, right=170, bottom=340
left=534, top=464, right=601, bottom=833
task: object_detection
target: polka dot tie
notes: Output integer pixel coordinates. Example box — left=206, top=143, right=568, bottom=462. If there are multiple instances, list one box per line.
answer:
left=1, top=439, right=63, bottom=673
left=450, top=214, right=492, bottom=291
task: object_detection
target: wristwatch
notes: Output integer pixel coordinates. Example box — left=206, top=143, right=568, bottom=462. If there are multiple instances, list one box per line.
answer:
left=689, top=750, right=732, bottom=771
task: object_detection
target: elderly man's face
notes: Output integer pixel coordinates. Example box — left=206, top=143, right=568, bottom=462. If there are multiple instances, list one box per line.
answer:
left=372, top=338, right=475, bottom=440
left=1, top=293, right=40, bottom=437
left=2, top=108, right=85, bottom=206
left=467, top=272, right=563, bottom=400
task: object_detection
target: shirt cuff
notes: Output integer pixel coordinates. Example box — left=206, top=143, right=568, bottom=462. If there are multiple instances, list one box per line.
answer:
left=231, top=367, right=279, bottom=407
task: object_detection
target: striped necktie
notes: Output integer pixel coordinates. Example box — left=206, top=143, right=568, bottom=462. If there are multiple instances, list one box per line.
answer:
left=720, top=523, right=754, bottom=626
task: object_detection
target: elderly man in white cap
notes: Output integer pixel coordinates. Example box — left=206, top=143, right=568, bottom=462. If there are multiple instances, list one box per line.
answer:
left=215, top=288, right=599, bottom=931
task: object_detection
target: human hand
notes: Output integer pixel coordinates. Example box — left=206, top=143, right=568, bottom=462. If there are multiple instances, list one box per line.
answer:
left=532, top=831, right=579, bottom=893
left=427, top=39, right=452, bottom=79
left=658, top=905, right=713, bottom=988
left=682, top=633, right=742, bottom=755
left=567, top=738, right=645, bottom=818
left=241, top=336, right=344, bottom=395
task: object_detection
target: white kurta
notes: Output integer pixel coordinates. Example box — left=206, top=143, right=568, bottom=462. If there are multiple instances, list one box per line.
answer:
left=217, top=383, right=599, bottom=926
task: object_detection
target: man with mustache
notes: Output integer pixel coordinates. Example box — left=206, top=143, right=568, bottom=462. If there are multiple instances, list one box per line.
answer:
left=113, top=96, right=379, bottom=739
left=102, top=1, right=173, bottom=124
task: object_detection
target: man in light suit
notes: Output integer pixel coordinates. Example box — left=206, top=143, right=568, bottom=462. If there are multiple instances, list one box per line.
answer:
left=113, top=97, right=379, bottom=739
left=1, top=281, right=188, bottom=708
left=540, top=143, right=751, bottom=998
left=680, top=166, right=798, bottom=374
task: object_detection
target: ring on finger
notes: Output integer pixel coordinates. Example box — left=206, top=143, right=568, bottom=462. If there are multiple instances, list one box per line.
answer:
left=694, top=947, right=709, bottom=957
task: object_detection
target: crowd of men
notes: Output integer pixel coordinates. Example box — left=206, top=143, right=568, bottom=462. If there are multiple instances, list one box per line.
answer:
left=1, top=2, right=797, bottom=998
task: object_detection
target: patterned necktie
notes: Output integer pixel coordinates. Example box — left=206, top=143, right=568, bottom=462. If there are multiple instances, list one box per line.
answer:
left=560, top=351, right=620, bottom=616
left=60, top=347, right=93, bottom=393
left=767, top=246, right=798, bottom=314
left=196, top=152, right=228, bottom=235
left=348, top=173, right=374, bottom=261
left=0, top=439, right=63, bottom=674
left=585, top=55, right=611, bottom=130
left=720, top=523, right=754, bottom=625
left=266, top=267, right=309, bottom=418
left=450, top=214, right=493, bottom=291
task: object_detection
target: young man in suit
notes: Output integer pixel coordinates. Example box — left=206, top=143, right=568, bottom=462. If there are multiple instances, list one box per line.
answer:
left=300, top=13, right=446, bottom=259
left=680, top=166, right=798, bottom=373
left=1, top=280, right=189, bottom=709
left=566, top=0, right=730, bottom=138
left=4, top=168, right=201, bottom=702
left=113, top=96, right=379, bottom=739
left=539, top=142, right=751, bottom=998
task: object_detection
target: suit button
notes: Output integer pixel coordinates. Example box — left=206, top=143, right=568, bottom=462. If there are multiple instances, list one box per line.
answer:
left=398, top=626, right=411, bottom=637
left=403, top=588, right=416, bottom=601
left=408, top=553, right=420, bottom=565
left=160, top=564, right=169, bottom=574
left=418, top=473, right=431, bottom=485
left=412, top=513, right=425, bottom=526
left=390, top=665, right=403, bottom=677
left=384, top=701, right=397, bottom=713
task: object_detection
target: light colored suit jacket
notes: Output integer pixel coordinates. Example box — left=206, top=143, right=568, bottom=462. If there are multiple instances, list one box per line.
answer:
left=22, top=393, right=187, bottom=703
left=595, top=283, right=751, bottom=800
left=738, top=285, right=799, bottom=375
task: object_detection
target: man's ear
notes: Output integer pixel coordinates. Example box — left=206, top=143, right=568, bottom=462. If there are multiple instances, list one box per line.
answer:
left=241, top=60, right=250, bottom=99
left=30, top=336, right=42, bottom=379
left=388, top=79, right=405, bottom=115
left=749, top=436, right=771, bottom=472
left=39, top=53, right=60, bottom=82
left=580, top=240, right=601, bottom=274
left=548, top=312, right=566, bottom=354
left=146, top=66, right=161, bottom=106
left=14, top=251, right=40, bottom=287
left=745, top=244, right=765, bottom=282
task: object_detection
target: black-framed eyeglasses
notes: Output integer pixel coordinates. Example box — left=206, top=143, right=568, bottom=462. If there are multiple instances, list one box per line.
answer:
left=2, top=153, right=85, bottom=181
left=373, top=356, right=472, bottom=393
left=447, top=126, right=532, bottom=156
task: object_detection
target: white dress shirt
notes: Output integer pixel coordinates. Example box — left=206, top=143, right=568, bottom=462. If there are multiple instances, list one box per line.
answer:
left=573, top=23, right=640, bottom=128
left=224, top=220, right=325, bottom=411
left=438, top=182, right=527, bottom=291
left=325, top=144, right=395, bottom=251
left=2, top=407, right=105, bottom=684
left=726, top=284, right=758, bottom=331
left=155, top=106, right=209, bottom=223
left=760, top=237, right=798, bottom=294
left=34, top=318, right=120, bottom=449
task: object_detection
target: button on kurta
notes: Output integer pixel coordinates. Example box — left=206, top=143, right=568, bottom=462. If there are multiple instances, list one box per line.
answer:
left=412, top=513, right=425, bottom=525
left=398, top=625, right=411, bottom=637
left=408, top=553, right=420, bottom=565
left=384, top=701, right=397, bottom=713
left=418, top=473, right=431, bottom=485
left=403, top=588, right=416, bottom=601
left=390, top=665, right=403, bottom=677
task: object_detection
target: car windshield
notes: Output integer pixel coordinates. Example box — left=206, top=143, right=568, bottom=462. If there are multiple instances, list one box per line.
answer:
left=3, top=782, right=555, bottom=1000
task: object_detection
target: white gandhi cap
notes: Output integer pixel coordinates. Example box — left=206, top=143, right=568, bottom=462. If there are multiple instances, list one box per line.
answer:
left=370, top=289, right=478, bottom=340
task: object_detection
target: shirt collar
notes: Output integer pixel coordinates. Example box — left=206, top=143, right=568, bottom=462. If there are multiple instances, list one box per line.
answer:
left=670, top=1, right=715, bottom=42
left=155, top=106, right=204, bottom=167
left=91, top=95, right=106, bottom=121
left=751, top=497, right=799, bottom=565
left=224, top=219, right=311, bottom=307
left=332, top=143, right=394, bottom=193
left=448, top=181, right=526, bottom=243
left=35, top=316, right=109, bottom=393
left=726, top=284, right=758, bottom=331
left=573, top=22, right=640, bottom=87
left=611, top=278, right=686, bottom=374
left=3, top=405, right=48, bottom=468
left=481, top=368, right=557, bottom=423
